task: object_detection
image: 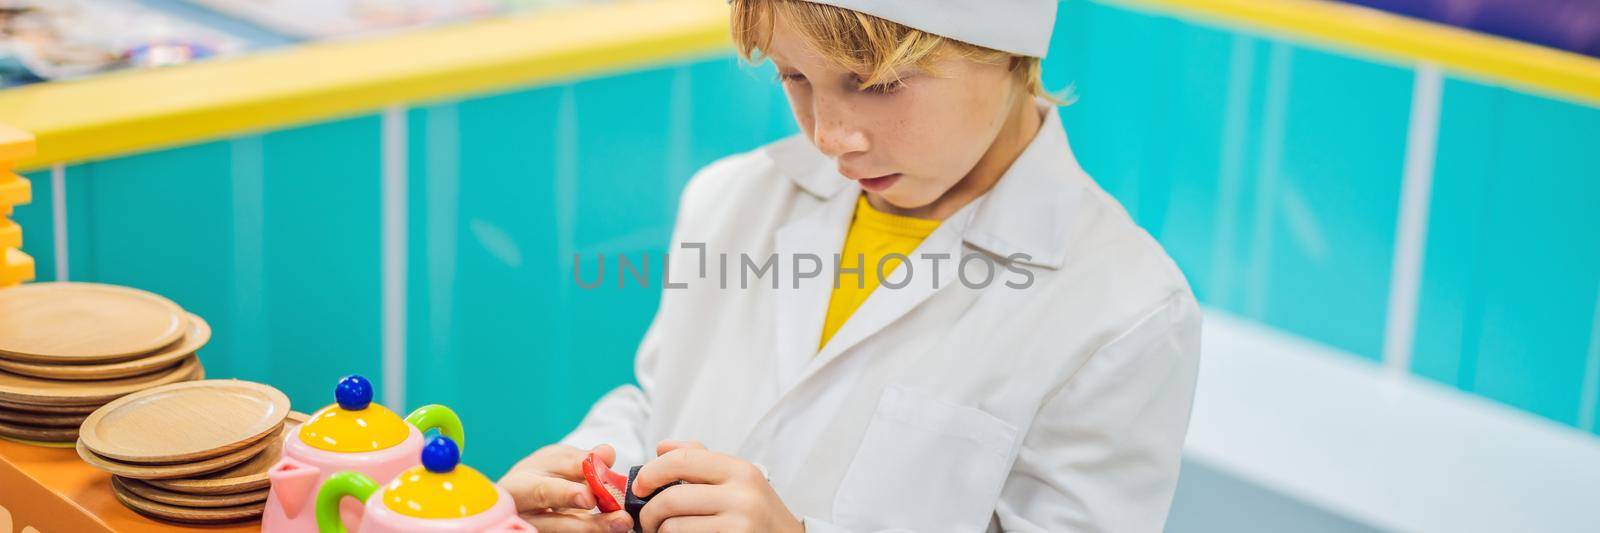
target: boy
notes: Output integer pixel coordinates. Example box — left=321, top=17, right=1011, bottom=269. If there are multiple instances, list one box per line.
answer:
left=501, top=1, right=1200, bottom=531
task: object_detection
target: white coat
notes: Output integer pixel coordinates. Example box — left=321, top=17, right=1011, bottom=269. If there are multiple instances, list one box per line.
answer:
left=561, top=100, right=1202, bottom=532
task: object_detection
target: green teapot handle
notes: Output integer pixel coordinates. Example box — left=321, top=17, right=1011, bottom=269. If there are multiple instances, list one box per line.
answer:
left=316, top=471, right=380, bottom=533
left=404, top=404, right=465, bottom=452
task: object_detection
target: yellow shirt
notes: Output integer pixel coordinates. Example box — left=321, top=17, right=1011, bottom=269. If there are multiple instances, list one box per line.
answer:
left=819, top=195, right=941, bottom=350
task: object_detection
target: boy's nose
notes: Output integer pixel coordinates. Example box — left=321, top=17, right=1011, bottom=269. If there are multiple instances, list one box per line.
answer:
left=811, top=106, right=869, bottom=159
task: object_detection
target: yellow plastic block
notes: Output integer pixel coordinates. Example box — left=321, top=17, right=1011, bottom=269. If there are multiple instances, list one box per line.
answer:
left=0, top=218, right=19, bottom=249
left=0, top=174, right=29, bottom=208
left=0, top=123, right=35, bottom=163
left=0, top=247, right=34, bottom=286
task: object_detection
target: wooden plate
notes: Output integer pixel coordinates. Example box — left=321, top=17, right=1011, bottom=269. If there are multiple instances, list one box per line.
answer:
left=149, top=412, right=307, bottom=495
left=0, top=397, right=103, bottom=413
left=0, top=313, right=210, bottom=381
left=0, top=355, right=202, bottom=406
left=0, top=434, right=77, bottom=447
left=0, top=282, right=187, bottom=363
left=81, top=380, right=289, bottom=463
left=115, top=476, right=268, bottom=508
left=111, top=477, right=264, bottom=524
left=0, top=418, right=78, bottom=442
left=0, top=405, right=88, bottom=427
left=76, top=429, right=276, bottom=480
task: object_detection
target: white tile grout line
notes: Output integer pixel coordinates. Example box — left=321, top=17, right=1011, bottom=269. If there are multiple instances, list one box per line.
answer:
left=552, top=85, right=578, bottom=375
left=1383, top=63, right=1443, bottom=378
left=1580, top=285, right=1600, bottom=433
left=1210, top=34, right=1255, bottom=310
left=229, top=137, right=267, bottom=378
left=50, top=164, right=67, bottom=281
left=667, top=65, right=693, bottom=215
left=1245, top=42, right=1292, bottom=318
left=423, top=104, right=460, bottom=389
left=381, top=105, right=409, bottom=411
left=555, top=86, right=577, bottom=282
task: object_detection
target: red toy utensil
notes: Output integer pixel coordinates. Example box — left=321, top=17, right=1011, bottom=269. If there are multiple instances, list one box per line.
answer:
left=582, top=451, right=687, bottom=532
left=582, top=451, right=629, bottom=513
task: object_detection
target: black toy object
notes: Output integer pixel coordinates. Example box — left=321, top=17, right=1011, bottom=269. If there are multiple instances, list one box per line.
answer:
left=624, top=465, right=687, bottom=533
left=583, top=450, right=686, bottom=533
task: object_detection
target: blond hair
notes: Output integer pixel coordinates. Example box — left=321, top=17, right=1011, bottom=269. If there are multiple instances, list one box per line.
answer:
left=730, top=0, right=1064, bottom=103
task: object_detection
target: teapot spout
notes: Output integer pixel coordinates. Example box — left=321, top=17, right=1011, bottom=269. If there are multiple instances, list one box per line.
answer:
left=268, top=456, right=321, bottom=518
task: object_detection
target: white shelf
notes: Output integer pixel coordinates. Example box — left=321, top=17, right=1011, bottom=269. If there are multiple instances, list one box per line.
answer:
left=1186, top=311, right=1600, bottom=533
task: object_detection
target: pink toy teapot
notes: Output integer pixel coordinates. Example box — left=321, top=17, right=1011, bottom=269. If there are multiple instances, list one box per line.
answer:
left=262, top=375, right=465, bottom=533
left=316, top=435, right=530, bottom=532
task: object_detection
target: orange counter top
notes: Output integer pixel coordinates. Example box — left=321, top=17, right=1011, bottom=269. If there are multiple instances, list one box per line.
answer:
left=0, top=439, right=258, bottom=532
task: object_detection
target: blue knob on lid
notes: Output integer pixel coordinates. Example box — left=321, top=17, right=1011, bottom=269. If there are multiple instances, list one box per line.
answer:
left=422, top=436, right=460, bottom=473
left=335, top=375, right=373, bottom=410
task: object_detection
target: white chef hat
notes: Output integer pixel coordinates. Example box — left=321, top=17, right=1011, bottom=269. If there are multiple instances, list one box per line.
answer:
left=790, top=0, right=1058, bottom=58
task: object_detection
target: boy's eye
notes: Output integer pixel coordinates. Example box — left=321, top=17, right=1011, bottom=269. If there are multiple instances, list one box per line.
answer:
left=860, top=79, right=906, bottom=95
left=852, top=74, right=906, bottom=95
left=776, top=72, right=807, bottom=83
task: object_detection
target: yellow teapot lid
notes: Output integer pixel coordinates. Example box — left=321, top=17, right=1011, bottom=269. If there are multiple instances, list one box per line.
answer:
left=298, top=375, right=411, bottom=453
left=382, top=436, right=499, bottom=519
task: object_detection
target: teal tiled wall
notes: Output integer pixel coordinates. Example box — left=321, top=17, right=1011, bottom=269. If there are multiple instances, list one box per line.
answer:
left=404, top=86, right=576, bottom=475
left=13, top=118, right=385, bottom=412
left=1412, top=78, right=1600, bottom=430
left=401, top=61, right=795, bottom=475
left=9, top=0, right=1597, bottom=475
left=1046, top=0, right=1416, bottom=361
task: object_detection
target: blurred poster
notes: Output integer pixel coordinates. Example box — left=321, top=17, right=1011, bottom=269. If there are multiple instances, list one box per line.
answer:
left=1, top=0, right=247, bottom=84
left=184, top=0, right=591, bottom=40
left=1339, top=0, right=1600, bottom=57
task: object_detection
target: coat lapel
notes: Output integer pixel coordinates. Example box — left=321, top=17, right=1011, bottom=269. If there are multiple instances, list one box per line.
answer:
left=772, top=188, right=857, bottom=392
left=806, top=203, right=976, bottom=369
left=760, top=99, right=1086, bottom=403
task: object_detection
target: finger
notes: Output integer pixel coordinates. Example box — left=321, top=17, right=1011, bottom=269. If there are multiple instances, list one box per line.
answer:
left=519, top=510, right=632, bottom=533
left=547, top=444, right=617, bottom=480
left=638, top=484, right=724, bottom=533
left=507, top=444, right=585, bottom=482
left=547, top=438, right=614, bottom=476
left=599, top=509, right=634, bottom=533
left=633, top=448, right=755, bottom=495
left=499, top=472, right=597, bottom=512
left=518, top=511, right=606, bottom=533
left=654, top=515, right=723, bottom=533
left=654, top=440, right=705, bottom=457
left=594, top=444, right=618, bottom=467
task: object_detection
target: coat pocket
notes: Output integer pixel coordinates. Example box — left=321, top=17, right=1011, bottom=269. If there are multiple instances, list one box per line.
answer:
left=831, top=384, right=1019, bottom=532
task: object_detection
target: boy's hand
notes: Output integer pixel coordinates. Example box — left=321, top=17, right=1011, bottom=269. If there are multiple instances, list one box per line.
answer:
left=631, top=440, right=804, bottom=533
left=499, top=443, right=634, bottom=533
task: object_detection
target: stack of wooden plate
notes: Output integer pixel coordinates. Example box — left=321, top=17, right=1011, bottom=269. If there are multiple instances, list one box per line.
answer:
left=75, top=380, right=297, bottom=525
left=0, top=282, right=209, bottom=445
